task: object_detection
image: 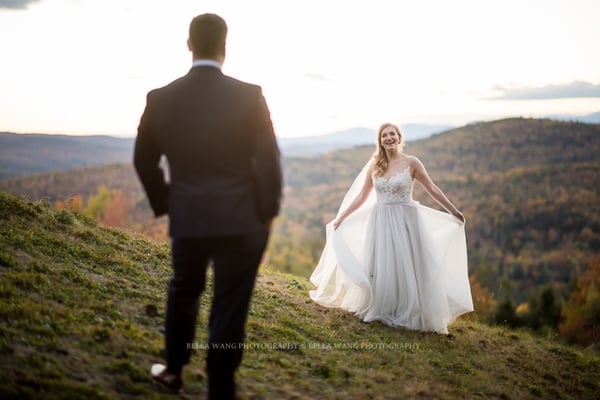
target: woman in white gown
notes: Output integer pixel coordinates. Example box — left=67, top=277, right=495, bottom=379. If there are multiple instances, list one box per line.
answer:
left=309, top=123, right=473, bottom=334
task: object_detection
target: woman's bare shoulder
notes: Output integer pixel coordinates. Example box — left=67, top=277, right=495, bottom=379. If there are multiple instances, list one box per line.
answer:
left=404, top=154, right=423, bottom=165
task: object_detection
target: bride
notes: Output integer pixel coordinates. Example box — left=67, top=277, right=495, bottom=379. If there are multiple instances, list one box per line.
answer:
left=309, top=123, right=473, bottom=334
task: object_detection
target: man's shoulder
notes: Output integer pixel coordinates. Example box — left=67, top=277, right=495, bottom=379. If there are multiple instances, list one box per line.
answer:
left=146, top=72, right=262, bottom=102
left=222, top=74, right=262, bottom=93
left=152, top=74, right=190, bottom=93
left=145, top=75, right=186, bottom=99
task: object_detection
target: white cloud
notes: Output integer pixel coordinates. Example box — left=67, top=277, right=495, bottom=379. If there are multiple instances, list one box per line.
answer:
left=489, top=81, right=600, bottom=100
left=0, top=0, right=39, bottom=9
left=303, top=73, right=329, bottom=82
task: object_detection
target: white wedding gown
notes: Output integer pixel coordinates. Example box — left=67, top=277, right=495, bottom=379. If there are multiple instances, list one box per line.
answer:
left=309, top=162, right=473, bottom=334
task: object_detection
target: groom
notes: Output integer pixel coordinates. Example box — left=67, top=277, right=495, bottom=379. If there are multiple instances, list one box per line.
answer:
left=134, top=13, right=282, bottom=399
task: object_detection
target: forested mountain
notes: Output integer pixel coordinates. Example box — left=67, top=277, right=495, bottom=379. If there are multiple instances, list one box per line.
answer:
left=2, top=117, right=599, bottom=343
left=0, top=132, right=134, bottom=179
left=275, top=119, right=600, bottom=301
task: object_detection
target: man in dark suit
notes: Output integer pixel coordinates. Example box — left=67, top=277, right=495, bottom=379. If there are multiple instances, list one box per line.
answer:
left=133, top=13, right=282, bottom=399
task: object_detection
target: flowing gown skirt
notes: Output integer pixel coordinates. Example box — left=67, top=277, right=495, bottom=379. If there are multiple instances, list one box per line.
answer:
left=310, top=200, right=473, bottom=334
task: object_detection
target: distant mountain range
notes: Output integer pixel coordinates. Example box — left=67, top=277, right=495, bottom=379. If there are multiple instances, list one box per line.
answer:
left=0, top=123, right=454, bottom=178
left=545, top=111, right=600, bottom=124
left=0, top=132, right=134, bottom=179
left=1, top=111, right=598, bottom=178
left=279, top=111, right=600, bottom=155
left=278, top=123, right=454, bottom=156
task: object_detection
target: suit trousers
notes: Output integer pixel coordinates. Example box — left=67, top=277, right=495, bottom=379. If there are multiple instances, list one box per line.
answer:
left=165, top=229, right=269, bottom=399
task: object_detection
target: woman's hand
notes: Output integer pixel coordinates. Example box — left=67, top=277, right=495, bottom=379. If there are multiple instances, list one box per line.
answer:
left=453, top=210, right=465, bottom=223
left=333, top=218, right=344, bottom=230
left=332, top=168, right=373, bottom=231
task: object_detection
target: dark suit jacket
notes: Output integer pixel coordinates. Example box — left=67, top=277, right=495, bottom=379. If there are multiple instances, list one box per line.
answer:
left=134, top=66, right=282, bottom=237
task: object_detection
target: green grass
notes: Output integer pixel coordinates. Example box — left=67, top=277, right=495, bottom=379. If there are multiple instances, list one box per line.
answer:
left=1, top=190, right=599, bottom=399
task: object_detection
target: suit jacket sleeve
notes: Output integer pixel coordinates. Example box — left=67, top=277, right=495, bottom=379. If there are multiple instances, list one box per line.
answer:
left=251, top=87, right=283, bottom=222
left=133, top=91, right=169, bottom=217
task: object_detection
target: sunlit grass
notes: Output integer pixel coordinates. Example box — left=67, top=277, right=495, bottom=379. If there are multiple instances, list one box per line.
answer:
left=1, top=191, right=599, bottom=399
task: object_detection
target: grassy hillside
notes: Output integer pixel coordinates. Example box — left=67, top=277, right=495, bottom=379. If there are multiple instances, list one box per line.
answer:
left=1, top=191, right=600, bottom=399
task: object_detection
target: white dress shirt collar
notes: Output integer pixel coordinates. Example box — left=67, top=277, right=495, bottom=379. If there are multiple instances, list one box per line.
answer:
left=192, top=59, right=222, bottom=69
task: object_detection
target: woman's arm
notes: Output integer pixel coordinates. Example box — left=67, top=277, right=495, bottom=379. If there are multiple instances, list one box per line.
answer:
left=412, top=157, right=465, bottom=223
left=333, top=171, right=373, bottom=230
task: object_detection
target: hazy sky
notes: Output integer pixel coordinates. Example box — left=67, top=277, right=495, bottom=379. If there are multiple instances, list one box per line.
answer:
left=1, top=0, right=599, bottom=138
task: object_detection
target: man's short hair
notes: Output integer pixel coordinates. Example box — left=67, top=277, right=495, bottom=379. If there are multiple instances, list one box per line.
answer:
left=189, top=14, right=227, bottom=58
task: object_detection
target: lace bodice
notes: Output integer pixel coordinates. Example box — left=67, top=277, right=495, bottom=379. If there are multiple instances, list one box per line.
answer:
left=373, top=167, right=413, bottom=204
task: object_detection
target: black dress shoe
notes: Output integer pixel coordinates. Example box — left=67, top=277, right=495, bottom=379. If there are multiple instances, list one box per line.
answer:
left=151, top=363, right=183, bottom=393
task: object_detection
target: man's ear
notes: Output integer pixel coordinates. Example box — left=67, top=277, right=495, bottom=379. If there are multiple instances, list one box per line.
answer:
left=187, top=38, right=193, bottom=52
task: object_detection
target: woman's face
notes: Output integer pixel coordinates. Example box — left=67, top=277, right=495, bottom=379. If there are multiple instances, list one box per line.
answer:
left=380, top=126, right=401, bottom=151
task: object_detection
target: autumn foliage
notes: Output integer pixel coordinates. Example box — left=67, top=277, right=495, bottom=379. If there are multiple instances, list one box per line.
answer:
left=1, top=117, right=599, bottom=345
left=560, top=257, right=600, bottom=346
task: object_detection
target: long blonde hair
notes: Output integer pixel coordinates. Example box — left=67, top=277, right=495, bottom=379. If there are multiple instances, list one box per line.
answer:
left=372, top=122, right=404, bottom=176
